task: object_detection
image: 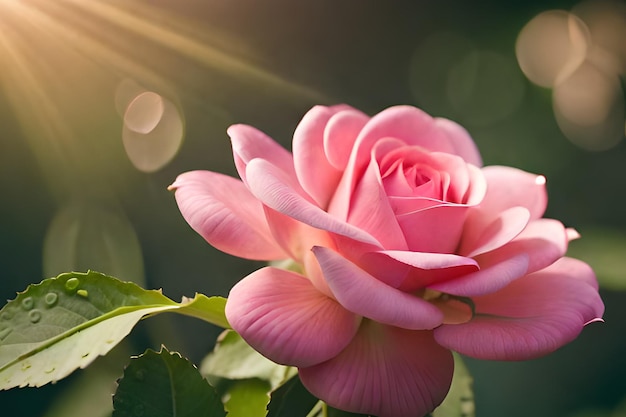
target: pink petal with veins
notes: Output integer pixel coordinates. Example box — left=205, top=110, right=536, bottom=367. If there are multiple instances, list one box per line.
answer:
left=226, top=267, right=361, bottom=367
left=300, top=322, right=453, bottom=417
left=434, top=257, right=604, bottom=360
left=170, top=170, right=286, bottom=260
left=312, top=246, right=444, bottom=330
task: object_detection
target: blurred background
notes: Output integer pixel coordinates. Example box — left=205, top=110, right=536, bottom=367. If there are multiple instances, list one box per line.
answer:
left=0, top=0, right=625, bottom=416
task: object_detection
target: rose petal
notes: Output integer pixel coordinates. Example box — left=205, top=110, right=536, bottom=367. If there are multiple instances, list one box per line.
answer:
left=300, top=321, right=453, bottom=417
left=485, top=218, right=568, bottom=275
left=359, top=250, right=479, bottom=291
left=227, top=124, right=296, bottom=185
left=324, top=108, right=369, bottom=170
left=433, top=117, right=483, bottom=167
left=226, top=267, right=361, bottom=367
left=347, top=157, right=408, bottom=250
left=327, top=106, right=456, bottom=221
left=293, top=105, right=349, bottom=208
left=480, top=166, right=548, bottom=220
left=434, top=257, right=604, bottom=360
left=312, top=246, right=444, bottom=330
left=428, top=253, right=530, bottom=296
left=459, top=206, right=531, bottom=258
left=397, top=204, right=470, bottom=253
left=169, top=170, right=286, bottom=260
left=355, top=106, right=456, bottom=156
left=246, top=158, right=380, bottom=246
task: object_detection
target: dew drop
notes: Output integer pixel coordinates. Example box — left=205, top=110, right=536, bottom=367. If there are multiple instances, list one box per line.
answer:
left=65, top=278, right=80, bottom=291
left=21, top=297, right=34, bottom=311
left=28, top=310, right=42, bottom=324
left=0, top=327, right=13, bottom=341
left=1, top=310, right=13, bottom=321
left=135, top=369, right=145, bottom=381
left=44, top=292, right=58, bottom=307
left=77, top=289, right=89, bottom=298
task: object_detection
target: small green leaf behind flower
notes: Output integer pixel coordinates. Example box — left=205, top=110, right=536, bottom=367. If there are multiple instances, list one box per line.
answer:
left=432, top=353, right=475, bottom=417
left=112, top=346, right=225, bottom=417
left=0, top=271, right=229, bottom=390
left=201, top=330, right=296, bottom=417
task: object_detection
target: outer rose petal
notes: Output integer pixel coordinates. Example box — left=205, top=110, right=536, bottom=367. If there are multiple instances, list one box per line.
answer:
left=480, top=166, right=548, bottom=220
left=226, top=267, right=361, bottom=367
left=459, top=206, right=531, bottom=258
left=433, top=257, right=604, bottom=360
left=312, top=246, right=444, bottom=330
left=324, top=108, right=369, bottom=170
left=227, top=124, right=296, bottom=185
left=484, top=218, right=569, bottom=275
left=169, top=170, right=287, bottom=260
left=300, top=321, right=454, bottom=417
left=292, top=105, right=350, bottom=208
left=245, top=158, right=380, bottom=246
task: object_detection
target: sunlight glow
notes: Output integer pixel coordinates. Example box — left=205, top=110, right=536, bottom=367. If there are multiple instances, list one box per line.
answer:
left=0, top=0, right=326, bottom=197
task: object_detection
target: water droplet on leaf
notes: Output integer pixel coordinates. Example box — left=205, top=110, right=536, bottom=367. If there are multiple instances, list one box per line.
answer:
left=28, top=310, right=42, bottom=323
left=1, top=311, right=13, bottom=321
left=65, top=277, right=80, bottom=291
left=77, top=289, right=89, bottom=298
left=44, top=292, right=58, bottom=307
left=21, top=297, right=34, bottom=311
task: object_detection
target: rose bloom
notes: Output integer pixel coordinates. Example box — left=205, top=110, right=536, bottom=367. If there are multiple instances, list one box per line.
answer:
left=170, top=105, right=604, bottom=417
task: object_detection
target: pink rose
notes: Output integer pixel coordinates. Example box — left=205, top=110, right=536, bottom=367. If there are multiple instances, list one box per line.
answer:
left=170, top=105, right=604, bottom=417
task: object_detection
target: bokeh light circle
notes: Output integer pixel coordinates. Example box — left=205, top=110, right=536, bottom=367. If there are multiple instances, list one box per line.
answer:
left=553, top=61, right=624, bottom=151
left=122, top=92, right=184, bottom=173
left=516, top=10, right=591, bottom=88
left=124, top=91, right=164, bottom=134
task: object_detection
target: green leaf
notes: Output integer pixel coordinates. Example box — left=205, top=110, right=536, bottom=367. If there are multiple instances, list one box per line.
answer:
left=0, top=271, right=229, bottom=390
left=223, top=378, right=272, bottom=417
left=112, top=346, right=225, bottom=417
left=432, top=353, right=474, bottom=417
left=201, top=330, right=294, bottom=389
left=266, top=375, right=319, bottom=417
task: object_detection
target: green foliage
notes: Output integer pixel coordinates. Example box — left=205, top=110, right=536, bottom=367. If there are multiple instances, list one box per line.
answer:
left=112, top=346, right=225, bottom=417
left=0, top=271, right=228, bottom=390
left=432, top=353, right=474, bottom=417
left=201, top=330, right=294, bottom=388
left=202, top=330, right=297, bottom=417
left=266, top=375, right=319, bottom=417
left=222, top=378, right=272, bottom=417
